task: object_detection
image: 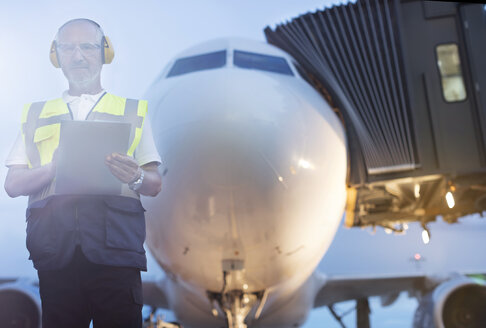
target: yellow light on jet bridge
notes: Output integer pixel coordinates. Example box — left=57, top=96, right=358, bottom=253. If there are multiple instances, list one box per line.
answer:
left=422, top=229, right=430, bottom=245
left=414, top=184, right=420, bottom=198
left=446, top=191, right=455, bottom=208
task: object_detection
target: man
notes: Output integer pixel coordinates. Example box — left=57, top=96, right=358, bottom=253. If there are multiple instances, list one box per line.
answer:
left=4, top=19, right=162, bottom=327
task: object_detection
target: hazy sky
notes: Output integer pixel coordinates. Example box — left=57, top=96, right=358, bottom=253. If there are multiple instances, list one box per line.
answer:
left=1, top=1, right=485, bottom=327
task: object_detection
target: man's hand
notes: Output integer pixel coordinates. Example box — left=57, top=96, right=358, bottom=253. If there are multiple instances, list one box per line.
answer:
left=105, top=153, right=141, bottom=184
left=105, top=153, right=162, bottom=197
left=5, top=152, right=58, bottom=198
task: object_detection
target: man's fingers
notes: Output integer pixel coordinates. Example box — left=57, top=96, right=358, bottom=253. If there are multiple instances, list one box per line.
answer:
left=109, top=153, right=139, bottom=168
left=106, top=160, right=139, bottom=178
left=106, top=162, right=127, bottom=180
left=106, top=154, right=138, bottom=170
left=106, top=162, right=135, bottom=183
left=106, top=158, right=132, bottom=172
left=105, top=153, right=141, bottom=183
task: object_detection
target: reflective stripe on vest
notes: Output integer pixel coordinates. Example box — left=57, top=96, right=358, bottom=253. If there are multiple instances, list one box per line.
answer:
left=21, top=93, right=147, bottom=206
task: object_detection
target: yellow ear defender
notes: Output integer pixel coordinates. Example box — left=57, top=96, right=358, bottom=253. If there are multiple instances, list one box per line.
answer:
left=49, top=19, right=114, bottom=68
left=101, top=35, right=115, bottom=65
left=49, top=41, right=60, bottom=68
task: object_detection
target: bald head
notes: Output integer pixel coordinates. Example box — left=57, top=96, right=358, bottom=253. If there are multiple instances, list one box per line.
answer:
left=56, top=19, right=104, bottom=45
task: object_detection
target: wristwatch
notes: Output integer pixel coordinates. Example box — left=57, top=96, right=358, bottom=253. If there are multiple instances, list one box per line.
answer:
left=128, top=169, right=144, bottom=191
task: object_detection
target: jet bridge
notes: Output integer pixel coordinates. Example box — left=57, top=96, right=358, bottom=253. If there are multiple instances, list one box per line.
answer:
left=265, top=0, right=486, bottom=230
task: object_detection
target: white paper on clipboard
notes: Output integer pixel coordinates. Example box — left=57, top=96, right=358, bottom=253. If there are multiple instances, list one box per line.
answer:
left=55, top=120, right=131, bottom=195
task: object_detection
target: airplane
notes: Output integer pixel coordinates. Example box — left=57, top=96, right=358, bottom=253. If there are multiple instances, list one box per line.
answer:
left=1, top=36, right=485, bottom=328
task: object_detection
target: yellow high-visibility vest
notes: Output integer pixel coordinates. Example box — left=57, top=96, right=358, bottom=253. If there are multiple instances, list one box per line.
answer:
left=21, top=92, right=147, bottom=205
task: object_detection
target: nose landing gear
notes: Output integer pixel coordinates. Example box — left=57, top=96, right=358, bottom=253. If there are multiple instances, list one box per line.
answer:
left=208, top=289, right=257, bottom=328
left=207, top=260, right=268, bottom=328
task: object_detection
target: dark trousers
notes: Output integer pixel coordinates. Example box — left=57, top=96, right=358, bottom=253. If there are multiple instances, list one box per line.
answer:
left=37, top=247, right=143, bottom=328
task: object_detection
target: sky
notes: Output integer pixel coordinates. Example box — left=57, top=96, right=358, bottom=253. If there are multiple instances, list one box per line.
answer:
left=1, top=1, right=485, bottom=327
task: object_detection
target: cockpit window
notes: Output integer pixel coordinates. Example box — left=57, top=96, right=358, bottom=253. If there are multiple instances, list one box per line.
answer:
left=167, top=50, right=227, bottom=78
left=233, top=50, right=294, bottom=76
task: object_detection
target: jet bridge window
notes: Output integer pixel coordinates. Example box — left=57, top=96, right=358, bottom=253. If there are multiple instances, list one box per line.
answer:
left=436, top=44, right=467, bottom=102
left=167, top=50, right=227, bottom=78
left=233, top=50, right=294, bottom=76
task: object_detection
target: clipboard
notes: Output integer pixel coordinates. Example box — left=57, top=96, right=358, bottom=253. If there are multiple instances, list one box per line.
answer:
left=55, top=120, right=131, bottom=195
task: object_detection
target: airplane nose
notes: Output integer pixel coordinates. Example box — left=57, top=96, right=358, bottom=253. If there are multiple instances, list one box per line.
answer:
left=144, top=64, right=347, bottom=293
left=152, top=69, right=308, bottom=188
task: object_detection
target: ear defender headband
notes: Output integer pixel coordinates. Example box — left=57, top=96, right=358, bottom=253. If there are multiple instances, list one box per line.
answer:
left=49, top=18, right=114, bottom=68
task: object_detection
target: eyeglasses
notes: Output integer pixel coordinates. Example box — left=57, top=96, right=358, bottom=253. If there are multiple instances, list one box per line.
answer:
left=57, top=43, right=101, bottom=56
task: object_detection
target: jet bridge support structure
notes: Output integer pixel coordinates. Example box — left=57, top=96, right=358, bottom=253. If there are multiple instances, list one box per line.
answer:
left=265, top=0, right=486, bottom=230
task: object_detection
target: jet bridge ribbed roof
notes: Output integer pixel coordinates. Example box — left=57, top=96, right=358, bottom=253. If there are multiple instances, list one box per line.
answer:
left=265, top=0, right=417, bottom=177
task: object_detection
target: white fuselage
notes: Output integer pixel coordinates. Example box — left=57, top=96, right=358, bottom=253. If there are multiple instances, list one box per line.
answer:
left=142, top=39, right=347, bottom=327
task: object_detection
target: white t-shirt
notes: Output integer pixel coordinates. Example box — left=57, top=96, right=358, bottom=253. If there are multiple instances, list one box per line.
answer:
left=5, top=90, right=161, bottom=167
